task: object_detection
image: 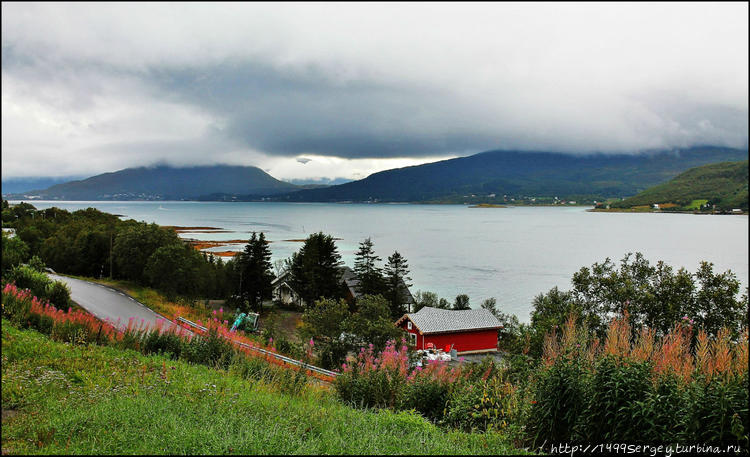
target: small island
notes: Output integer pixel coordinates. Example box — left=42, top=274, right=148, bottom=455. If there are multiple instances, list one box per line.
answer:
left=468, top=203, right=507, bottom=208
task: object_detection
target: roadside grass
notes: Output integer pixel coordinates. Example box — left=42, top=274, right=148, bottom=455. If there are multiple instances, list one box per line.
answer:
left=1, top=321, right=526, bottom=455
left=66, top=274, right=301, bottom=348
left=66, top=275, right=213, bottom=322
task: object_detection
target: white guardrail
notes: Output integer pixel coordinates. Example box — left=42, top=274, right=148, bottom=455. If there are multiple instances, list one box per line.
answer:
left=175, top=316, right=340, bottom=379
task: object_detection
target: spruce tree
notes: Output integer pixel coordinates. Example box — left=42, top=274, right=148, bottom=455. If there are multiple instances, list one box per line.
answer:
left=353, top=237, right=385, bottom=297
left=237, top=232, right=274, bottom=313
left=289, top=232, right=344, bottom=307
left=384, top=250, right=412, bottom=318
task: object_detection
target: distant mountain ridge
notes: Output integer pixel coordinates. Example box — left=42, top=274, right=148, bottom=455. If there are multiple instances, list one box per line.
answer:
left=5, top=165, right=299, bottom=200
left=5, top=147, right=747, bottom=203
left=279, top=147, right=749, bottom=202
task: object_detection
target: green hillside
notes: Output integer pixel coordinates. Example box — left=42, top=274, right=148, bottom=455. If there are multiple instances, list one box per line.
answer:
left=611, top=160, right=748, bottom=211
left=1, top=321, right=520, bottom=454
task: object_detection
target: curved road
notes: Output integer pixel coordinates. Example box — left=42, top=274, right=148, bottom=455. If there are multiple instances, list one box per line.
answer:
left=49, top=274, right=180, bottom=332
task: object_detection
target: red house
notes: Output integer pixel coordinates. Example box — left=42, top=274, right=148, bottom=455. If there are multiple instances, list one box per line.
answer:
left=395, top=306, right=502, bottom=354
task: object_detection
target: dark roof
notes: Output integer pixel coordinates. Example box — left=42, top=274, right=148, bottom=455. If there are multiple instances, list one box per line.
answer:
left=273, top=266, right=414, bottom=304
left=339, top=266, right=362, bottom=299
left=396, top=306, right=502, bottom=334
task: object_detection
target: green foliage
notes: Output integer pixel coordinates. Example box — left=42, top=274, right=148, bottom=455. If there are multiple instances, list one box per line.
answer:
left=1, top=231, right=29, bottom=275
left=527, top=356, right=589, bottom=446
left=412, top=290, right=451, bottom=313
left=384, top=250, right=412, bottom=319
left=5, top=202, right=235, bottom=301
left=353, top=237, right=385, bottom=297
left=453, top=294, right=471, bottom=310
left=343, top=294, right=404, bottom=352
left=2, top=321, right=519, bottom=455
left=526, top=252, right=749, bottom=357
left=578, top=357, right=654, bottom=443
left=613, top=160, right=748, bottom=211
left=683, top=372, right=750, bottom=447
left=181, top=327, right=236, bottom=369
left=444, top=378, right=519, bottom=434
left=235, top=232, right=274, bottom=312
left=289, top=232, right=344, bottom=306
left=400, top=376, right=452, bottom=422
left=301, top=295, right=406, bottom=368
left=299, top=298, right=352, bottom=369
left=113, top=222, right=180, bottom=282
left=144, top=243, right=204, bottom=299
left=7, top=265, right=70, bottom=309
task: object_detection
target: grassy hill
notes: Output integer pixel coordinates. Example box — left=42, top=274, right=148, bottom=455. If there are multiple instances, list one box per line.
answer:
left=280, top=147, right=748, bottom=203
left=1, top=321, right=522, bottom=454
left=611, top=160, right=748, bottom=211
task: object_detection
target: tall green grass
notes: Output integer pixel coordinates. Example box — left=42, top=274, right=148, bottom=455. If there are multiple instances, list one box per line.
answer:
left=1, top=321, right=523, bottom=455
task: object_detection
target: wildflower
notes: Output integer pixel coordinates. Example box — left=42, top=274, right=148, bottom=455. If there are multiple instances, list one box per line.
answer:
left=309, top=338, right=314, bottom=347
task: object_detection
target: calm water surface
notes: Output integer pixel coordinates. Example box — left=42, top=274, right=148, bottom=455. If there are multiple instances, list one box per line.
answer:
left=15, top=201, right=749, bottom=321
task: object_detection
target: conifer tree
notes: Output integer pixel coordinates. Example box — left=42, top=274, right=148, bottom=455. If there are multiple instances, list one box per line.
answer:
left=289, top=232, right=344, bottom=307
left=237, top=232, right=274, bottom=312
left=384, top=250, right=412, bottom=318
left=353, top=237, right=385, bottom=297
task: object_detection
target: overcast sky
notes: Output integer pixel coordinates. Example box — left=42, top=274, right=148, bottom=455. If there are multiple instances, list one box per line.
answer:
left=2, top=2, right=748, bottom=181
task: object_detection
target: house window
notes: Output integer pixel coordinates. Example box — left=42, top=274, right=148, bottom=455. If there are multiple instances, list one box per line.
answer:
left=409, top=332, right=417, bottom=346
left=407, top=321, right=412, bottom=330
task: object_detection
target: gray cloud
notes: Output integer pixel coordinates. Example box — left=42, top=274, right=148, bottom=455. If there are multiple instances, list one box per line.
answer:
left=1, top=3, right=747, bottom=179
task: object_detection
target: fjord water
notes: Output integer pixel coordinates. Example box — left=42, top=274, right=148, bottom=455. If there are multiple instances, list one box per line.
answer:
left=18, top=201, right=749, bottom=321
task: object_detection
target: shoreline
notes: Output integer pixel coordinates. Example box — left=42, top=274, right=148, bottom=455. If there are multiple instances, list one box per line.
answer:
left=588, top=208, right=748, bottom=215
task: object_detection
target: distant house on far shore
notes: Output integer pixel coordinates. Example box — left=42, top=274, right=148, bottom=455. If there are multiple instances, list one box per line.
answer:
left=272, top=266, right=414, bottom=310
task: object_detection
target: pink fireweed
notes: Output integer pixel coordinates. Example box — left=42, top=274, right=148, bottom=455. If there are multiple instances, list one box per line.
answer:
left=3, top=281, right=336, bottom=384
left=342, top=339, right=464, bottom=385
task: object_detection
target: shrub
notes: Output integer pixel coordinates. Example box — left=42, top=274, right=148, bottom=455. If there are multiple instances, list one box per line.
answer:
left=400, top=375, right=452, bottom=422
left=444, top=377, right=520, bottom=433
left=182, top=327, right=235, bottom=369
left=578, top=356, right=654, bottom=443
left=526, top=313, right=749, bottom=449
left=9, top=265, right=51, bottom=299
left=45, top=281, right=71, bottom=309
left=142, top=326, right=184, bottom=359
left=527, top=356, right=588, bottom=446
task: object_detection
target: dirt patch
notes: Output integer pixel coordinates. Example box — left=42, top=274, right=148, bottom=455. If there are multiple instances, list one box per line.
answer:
left=259, top=309, right=303, bottom=343
left=2, top=409, right=19, bottom=423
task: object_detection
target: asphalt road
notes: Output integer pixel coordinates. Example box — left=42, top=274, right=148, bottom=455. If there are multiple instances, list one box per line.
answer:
left=49, top=274, right=179, bottom=331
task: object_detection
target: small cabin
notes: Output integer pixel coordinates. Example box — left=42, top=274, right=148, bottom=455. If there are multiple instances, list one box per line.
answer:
left=395, top=306, right=502, bottom=355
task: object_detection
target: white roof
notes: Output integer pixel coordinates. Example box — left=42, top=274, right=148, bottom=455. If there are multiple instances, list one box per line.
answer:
left=397, top=306, right=502, bottom=334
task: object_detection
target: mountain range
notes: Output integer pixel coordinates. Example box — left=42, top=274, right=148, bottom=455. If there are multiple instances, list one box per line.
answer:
left=280, top=146, right=749, bottom=202
left=3, top=146, right=748, bottom=202
left=3, top=165, right=298, bottom=201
